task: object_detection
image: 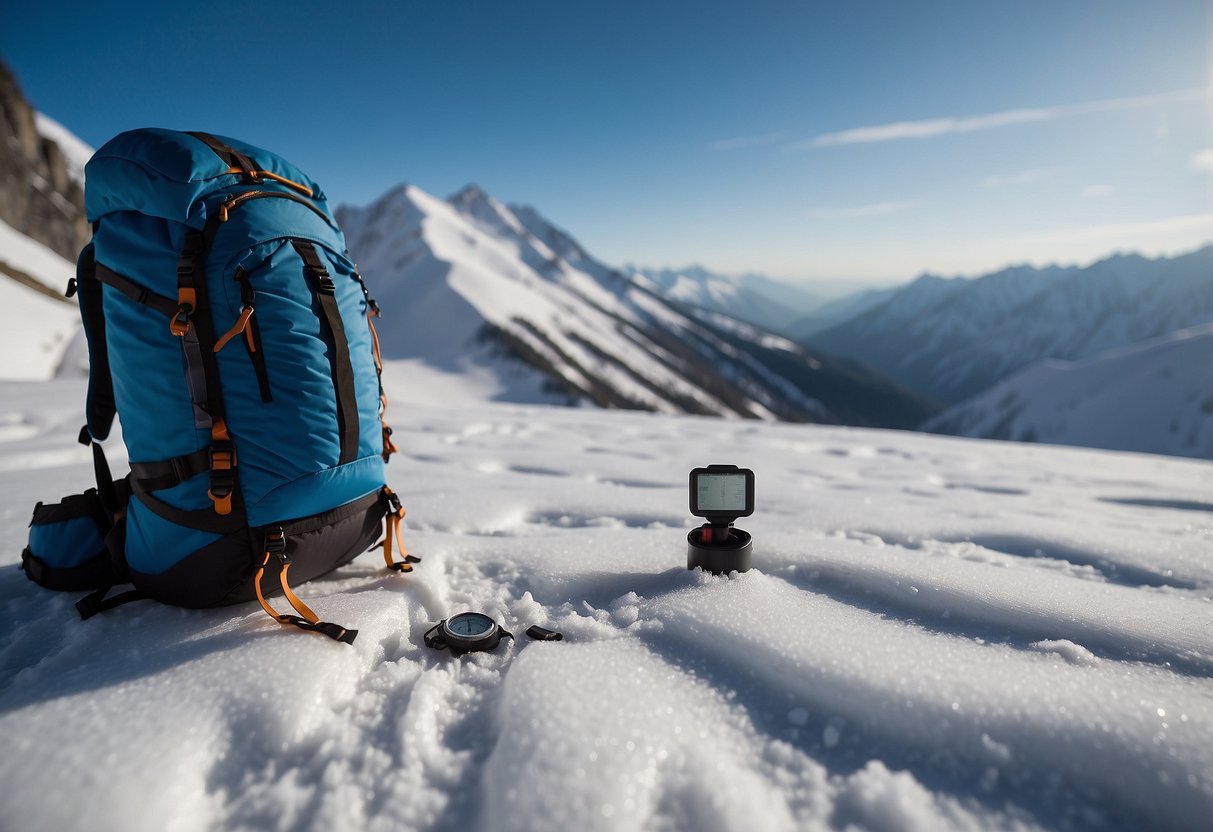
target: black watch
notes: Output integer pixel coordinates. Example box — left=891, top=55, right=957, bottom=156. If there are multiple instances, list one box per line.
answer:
left=424, top=612, right=513, bottom=656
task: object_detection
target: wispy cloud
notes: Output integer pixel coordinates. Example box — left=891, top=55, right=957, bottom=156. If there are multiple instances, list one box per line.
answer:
left=711, top=131, right=788, bottom=151
left=788, top=88, right=1204, bottom=150
left=809, top=201, right=916, bottom=220
left=979, top=168, right=1058, bottom=188
left=1080, top=184, right=1114, bottom=199
left=1191, top=148, right=1213, bottom=172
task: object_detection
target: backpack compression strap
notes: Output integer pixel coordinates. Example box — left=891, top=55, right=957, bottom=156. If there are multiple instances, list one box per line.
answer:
left=382, top=487, right=420, bottom=573
left=253, top=529, right=357, bottom=644
left=187, top=131, right=314, bottom=197
left=71, top=245, right=117, bottom=443
left=292, top=240, right=360, bottom=465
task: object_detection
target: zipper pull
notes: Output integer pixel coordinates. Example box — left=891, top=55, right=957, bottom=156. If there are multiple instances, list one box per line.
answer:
left=214, top=306, right=255, bottom=352
left=218, top=198, right=234, bottom=222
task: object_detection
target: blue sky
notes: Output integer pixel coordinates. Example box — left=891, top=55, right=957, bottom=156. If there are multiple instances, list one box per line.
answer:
left=3, top=0, right=1209, bottom=282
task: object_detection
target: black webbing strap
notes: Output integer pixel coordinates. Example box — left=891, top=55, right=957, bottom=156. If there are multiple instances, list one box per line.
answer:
left=21, top=548, right=116, bottom=593
left=78, top=426, right=119, bottom=517
left=75, top=244, right=116, bottom=442
left=276, top=615, right=358, bottom=644
left=129, top=448, right=211, bottom=492
left=187, top=131, right=257, bottom=177
left=292, top=240, right=359, bottom=465
left=128, top=485, right=245, bottom=534
left=95, top=263, right=177, bottom=318
left=76, top=585, right=148, bottom=621
left=175, top=231, right=215, bottom=431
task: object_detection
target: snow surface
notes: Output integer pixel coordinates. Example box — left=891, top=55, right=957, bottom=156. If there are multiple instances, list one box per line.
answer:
left=2, top=374, right=1211, bottom=831
left=0, top=218, right=82, bottom=380
left=925, top=324, right=1213, bottom=460
left=33, top=112, right=93, bottom=185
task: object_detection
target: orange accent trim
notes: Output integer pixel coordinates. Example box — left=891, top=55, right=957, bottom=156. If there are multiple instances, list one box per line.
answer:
left=382, top=423, right=400, bottom=458
left=383, top=492, right=411, bottom=572
left=254, top=554, right=318, bottom=625
left=254, top=551, right=282, bottom=621
left=254, top=545, right=353, bottom=642
left=208, top=490, right=233, bottom=515
left=170, top=287, right=197, bottom=337
left=368, top=317, right=399, bottom=461
left=279, top=563, right=320, bottom=624
left=208, top=419, right=235, bottom=515
left=226, top=167, right=314, bottom=197
left=368, top=317, right=384, bottom=374
left=214, top=306, right=254, bottom=352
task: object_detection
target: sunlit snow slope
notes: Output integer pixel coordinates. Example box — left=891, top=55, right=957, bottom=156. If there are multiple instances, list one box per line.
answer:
left=0, top=217, right=81, bottom=379
left=924, top=324, right=1213, bottom=460
left=338, top=185, right=935, bottom=428
left=1, top=377, right=1210, bottom=832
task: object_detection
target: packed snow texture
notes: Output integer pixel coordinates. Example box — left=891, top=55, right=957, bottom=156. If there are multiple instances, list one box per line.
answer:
left=33, top=112, right=93, bottom=185
left=924, top=324, right=1213, bottom=460
left=0, top=218, right=82, bottom=379
left=1, top=376, right=1211, bottom=832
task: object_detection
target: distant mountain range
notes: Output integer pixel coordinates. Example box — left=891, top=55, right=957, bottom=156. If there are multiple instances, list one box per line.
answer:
left=2, top=57, right=1208, bottom=457
left=923, top=324, right=1213, bottom=459
left=626, top=265, right=822, bottom=335
left=336, top=185, right=935, bottom=428
left=807, top=247, right=1213, bottom=406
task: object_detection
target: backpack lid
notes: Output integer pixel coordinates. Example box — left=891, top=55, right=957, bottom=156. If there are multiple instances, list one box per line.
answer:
left=85, top=128, right=327, bottom=227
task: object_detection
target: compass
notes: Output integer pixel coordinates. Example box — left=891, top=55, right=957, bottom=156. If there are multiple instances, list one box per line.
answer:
left=424, top=612, right=513, bottom=656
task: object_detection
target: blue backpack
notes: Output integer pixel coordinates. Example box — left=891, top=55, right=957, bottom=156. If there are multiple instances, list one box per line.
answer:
left=20, top=129, right=417, bottom=644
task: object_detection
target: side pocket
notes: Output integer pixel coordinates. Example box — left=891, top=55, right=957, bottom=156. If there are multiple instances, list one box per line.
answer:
left=22, top=488, right=123, bottom=592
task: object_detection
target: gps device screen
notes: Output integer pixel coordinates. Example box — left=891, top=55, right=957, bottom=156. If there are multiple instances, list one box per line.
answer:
left=696, top=473, right=748, bottom=512
left=690, top=465, right=754, bottom=519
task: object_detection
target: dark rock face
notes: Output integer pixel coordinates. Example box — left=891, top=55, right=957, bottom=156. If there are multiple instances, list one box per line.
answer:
left=0, top=60, right=89, bottom=261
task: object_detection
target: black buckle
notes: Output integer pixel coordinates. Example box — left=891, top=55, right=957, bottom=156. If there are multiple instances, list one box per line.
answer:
left=266, top=528, right=288, bottom=563
left=208, top=442, right=236, bottom=494
left=384, top=489, right=403, bottom=514
left=65, top=277, right=78, bottom=298
left=171, top=305, right=193, bottom=336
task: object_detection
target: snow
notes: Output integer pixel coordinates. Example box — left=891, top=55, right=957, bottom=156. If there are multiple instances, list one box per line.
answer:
left=1, top=374, right=1211, bottom=831
left=924, top=324, right=1213, bottom=459
left=0, top=218, right=82, bottom=380
left=33, top=112, right=94, bottom=185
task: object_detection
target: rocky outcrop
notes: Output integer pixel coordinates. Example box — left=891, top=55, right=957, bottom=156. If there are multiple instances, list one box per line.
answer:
left=0, top=60, right=89, bottom=260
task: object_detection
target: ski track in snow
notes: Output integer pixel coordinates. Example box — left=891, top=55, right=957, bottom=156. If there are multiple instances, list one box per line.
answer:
left=0, top=379, right=1211, bottom=832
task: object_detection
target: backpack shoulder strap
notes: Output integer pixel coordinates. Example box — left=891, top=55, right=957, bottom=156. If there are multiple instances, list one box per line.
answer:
left=72, top=243, right=116, bottom=442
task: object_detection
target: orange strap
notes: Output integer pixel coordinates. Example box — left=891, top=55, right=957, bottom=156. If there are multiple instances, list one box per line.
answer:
left=214, top=306, right=255, bottom=352
left=170, top=287, right=197, bottom=337
left=226, top=166, right=314, bottom=197
left=382, top=487, right=417, bottom=572
left=254, top=549, right=357, bottom=644
left=368, top=317, right=400, bottom=462
left=207, top=419, right=235, bottom=516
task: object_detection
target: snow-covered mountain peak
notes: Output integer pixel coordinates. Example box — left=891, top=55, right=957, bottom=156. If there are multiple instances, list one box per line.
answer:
left=337, top=180, right=934, bottom=426
left=509, top=203, right=590, bottom=264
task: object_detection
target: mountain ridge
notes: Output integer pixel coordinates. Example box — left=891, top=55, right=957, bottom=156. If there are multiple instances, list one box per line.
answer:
left=336, top=183, right=937, bottom=428
left=808, top=245, right=1213, bottom=405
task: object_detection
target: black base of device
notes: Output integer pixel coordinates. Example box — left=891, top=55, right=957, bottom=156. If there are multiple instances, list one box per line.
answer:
left=687, top=527, right=752, bottom=574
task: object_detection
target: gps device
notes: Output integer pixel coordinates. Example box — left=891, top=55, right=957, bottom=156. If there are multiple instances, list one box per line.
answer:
left=687, top=464, right=754, bottom=574
left=690, top=465, right=754, bottom=525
